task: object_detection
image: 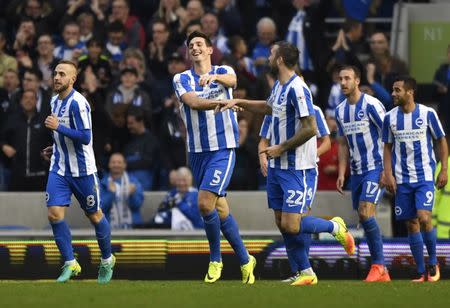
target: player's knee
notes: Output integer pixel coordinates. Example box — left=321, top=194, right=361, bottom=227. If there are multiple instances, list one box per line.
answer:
left=406, top=219, right=420, bottom=233
left=87, top=211, right=103, bottom=224
left=198, top=200, right=214, bottom=216
left=47, top=209, right=63, bottom=222
left=280, top=220, right=299, bottom=234
left=418, top=215, right=432, bottom=229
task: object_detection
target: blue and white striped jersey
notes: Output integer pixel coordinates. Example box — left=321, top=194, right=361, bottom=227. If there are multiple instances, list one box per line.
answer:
left=49, top=89, right=97, bottom=177
left=259, top=105, right=330, bottom=139
left=335, top=93, right=385, bottom=175
left=286, top=10, right=313, bottom=71
left=263, top=74, right=317, bottom=170
left=382, top=104, right=445, bottom=184
left=173, top=65, right=239, bottom=153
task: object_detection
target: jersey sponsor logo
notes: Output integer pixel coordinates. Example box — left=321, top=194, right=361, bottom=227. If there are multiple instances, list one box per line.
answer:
left=393, top=129, right=426, bottom=142
left=357, top=110, right=365, bottom=120
left=415, top=117, right=424, bottom=127
left=342, top=121, right=369, bottom=135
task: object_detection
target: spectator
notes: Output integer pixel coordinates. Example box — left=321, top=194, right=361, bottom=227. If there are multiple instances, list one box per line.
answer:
left=106, top=66, right=152, bottom=128
left=109, top=0, right=145, bottom=50
left=147, top=19, right=177, bottom=80
left=212, top=0, right=242, bottom=36
left=77, top=11, right=105, bottom=44
left=109, top=103, right=130, bottom=153
left=106, top=20, right=128, bottom=67
left=151, top=0, right=186, bottom=46
left=252, top=17, right=277, bottom=76
left=367, top=31, right=408, bottom=91
left=363, top=62, right=393, bottom=111
left=35, top=33, right=59, bottom=89
left=179, top=0, right=204, bottom=33
left=78, top=37, right=112, bottom=89
left=123, top=108, right=159, bottom=191
left=331, top=20, right=364, bottom=74
left=325, top=65, right=344, bottom=119
left=201, top=12, right=229, bottom=54
left=11, top=68, right=51, bottom=117
left=229, top=118, right=258, bottom=190
left=1, top=69, right=20, bottom=100
left=149, top=167, right=203, bottom=230
left=432, top=43, right=450, bottom=130
left=120, top=47, right=150, bottom=88
left=13, top=18, right=37, bottom=57
left=317, top=118, right=339, bottom=190
left=100, top=152, right=144, bottom=229
left=54, top=21, right=86, bottom=61
left=222, top=35, right=256, bottom=81
left=0, top=32, right=18, bottom=88
left=0, top=89, right=51, bottom=191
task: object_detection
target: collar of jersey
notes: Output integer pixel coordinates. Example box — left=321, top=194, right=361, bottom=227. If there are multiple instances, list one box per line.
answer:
left=190, top=67, right=215, bottom=78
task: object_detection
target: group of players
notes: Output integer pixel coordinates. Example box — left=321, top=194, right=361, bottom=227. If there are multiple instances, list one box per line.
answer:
left=42, top=30, right=447, bottom=285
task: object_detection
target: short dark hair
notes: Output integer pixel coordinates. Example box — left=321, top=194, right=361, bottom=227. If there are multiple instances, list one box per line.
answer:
left=24, top=67, right=43, bottom=81
left=394, top=75, right=417, bottom=94
left=57, top=59, right=78, bottom=71
left=274, top=41, right=299, bottom=69
left=339, top=65, right=361, bottom=80
left=127, top=106, right=145, bottom=122
left=22, top=89, right=38, bottom=100
left=186, top=30, right=212, bottom=47
left=86, top=37, right=104, bottom=48
left=227, top=35, right=244, bottom=53
left=108, top=21, right=126, bottom=33
left=343, top=18, right=361, bottom=33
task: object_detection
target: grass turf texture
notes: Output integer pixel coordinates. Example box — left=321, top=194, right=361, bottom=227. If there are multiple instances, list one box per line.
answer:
left=1, top=280, right=450, bottom=307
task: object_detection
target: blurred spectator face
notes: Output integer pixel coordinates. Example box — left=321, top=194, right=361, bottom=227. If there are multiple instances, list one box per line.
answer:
left=236, top=38, right=248, bottom=56
left=339, top=69, right=360, bottom=97
left=23, top=72, right=40, bottom=91
left=238, top=118, right=249, bottom=145
left=162, top=0, right=179, bottom=10
left=20, top=90, right=37, bottom=113
left=3, top=70, right=20, bottom=92
left=109, top=30, right=125, bottom=46
left=108, top=153, right=127, bottom=176
left=63, top=24, right=81, bottom=48
left=111, top=107, right=127, bottom=128
left=87, top=41, right=103, bottom=60
left=186, top=23, right=202, bottom=38
left=169, top=169, right=178, bottom=187
left=370, top=33, right=389, bottom=57
left=127, top=115, right=145, bottom=134
left=168, top=59, right=186, bottom=75
left=18, top=20, right=36, bottom=39
left=201, top=13, right=219, bottom=37
left=152, top=22, right=169, bottom=46
left=78, top=13, right=95, bottom=37
left=176, top=167, right=193, bottom=193
left=188, top=37, right=213, bottom=63
left=352, top=23, right=363, bottom=42
left=186, top=0, right=204, bottom=21
left=112, top=0, right=130, bottom=22
left=25, top=0, right=42, bottom=19
left=257, top=21, right=276, bottom=45
left=120, top=71, right=138, bottom=89
left=37, top=34, right=54, bottom=57
left=292, top=0, right=310, bottom=9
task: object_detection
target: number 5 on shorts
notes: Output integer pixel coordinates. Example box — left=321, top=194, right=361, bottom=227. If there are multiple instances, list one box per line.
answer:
left=210, top=170, right=222, bottom=186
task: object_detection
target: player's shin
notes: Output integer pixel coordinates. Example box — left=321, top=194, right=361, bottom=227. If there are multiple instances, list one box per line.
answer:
left=361, top=217, right=385, bottom=265
left=94, top=216, right=112, bottom=261
left=300, top=216, right=336, bottom=234
left=408, top=232, right=426, bottom=274
left=422, top=228, right=437, bottom=265
left=203, top=209, right=222, bottom=262
left=50, top=220, right=75, bottom=262
left=220, top=214, right=249, bottom=265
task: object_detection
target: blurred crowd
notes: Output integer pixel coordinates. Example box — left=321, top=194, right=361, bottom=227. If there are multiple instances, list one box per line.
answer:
left=0, top=0, right=448, bottom=208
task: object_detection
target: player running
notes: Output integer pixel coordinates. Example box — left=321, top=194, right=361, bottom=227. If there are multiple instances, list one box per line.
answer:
left=259, top=105, right=331, bottom=282
left=219, top=41, right=355, bottom=286
left=42, top=60, right=114, bottom=284
left=172, top=31, right=256, bottom=284
left=335, top=65, right=390, bottom=282
left=382, top=76, right=448, bottom=282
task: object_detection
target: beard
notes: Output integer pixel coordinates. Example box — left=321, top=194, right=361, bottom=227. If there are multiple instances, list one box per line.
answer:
left=54, top=82, right=69, bottom=94
left=269, top=63, right=278, bottom=77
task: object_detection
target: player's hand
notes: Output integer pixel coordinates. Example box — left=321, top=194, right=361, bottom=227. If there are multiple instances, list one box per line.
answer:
left=108, top=180, right=116, bottom=193
left=384, top=173, right=397, bottom=195
left=129, top=184, right=137, bottom=194
left=41, top=146, right=53, bottom=161
left=199, top=74, right=217, bottom=87
left=259, top=152, right=268, bottom=177
left=45, top=114, right=59, bottom=130
left=379, top=172, right=386, bottom=188
left=2, top=144, right=16, bottom=158
left=259, top=144, right=284, bottom=159
left=336, top=175, right=345, bottom=195
left=216, top=99, right=241, bottom=112
left=436, top=169, right=448, bottom=190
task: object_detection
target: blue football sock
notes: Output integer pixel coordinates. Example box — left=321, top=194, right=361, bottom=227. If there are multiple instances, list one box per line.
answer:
left=94, top=216, right=112, bottom=260
left=50, top=220, right=74, bottom=262
left=203, top=209, right=221, bottom=262
left=301, top=233, right=312, bottom=256
left=220, top=214, right=249, bottom=265
left=408, top=232, right=425, bottom=274
left=283, top=233, right=310, bottom=271
left=300, top=216, right=334, bottom=234
left=361, top=217, right=384, bottom=265
left=422, top=229, right=437, bottom=265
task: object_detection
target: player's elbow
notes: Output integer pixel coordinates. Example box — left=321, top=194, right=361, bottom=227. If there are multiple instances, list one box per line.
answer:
left=80, top=131, right=91, bottom=145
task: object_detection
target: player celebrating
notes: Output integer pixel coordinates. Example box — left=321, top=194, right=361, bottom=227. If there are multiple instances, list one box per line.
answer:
left=259, top=105, right=331, bottom=282
left=43, top=60, right=115, bottom=284
left=219, top=41, right=354, bottom=286
left=172, top=31, right=256, bottom=284
left=382, top=76, right=448, bottom=282
left=335, top=65, right=390, bottom=282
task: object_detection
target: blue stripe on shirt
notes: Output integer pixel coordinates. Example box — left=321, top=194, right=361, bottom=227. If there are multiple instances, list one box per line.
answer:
left=183, top=105, right=195, bottom=152
left=396, top=111, right=409, bottom=183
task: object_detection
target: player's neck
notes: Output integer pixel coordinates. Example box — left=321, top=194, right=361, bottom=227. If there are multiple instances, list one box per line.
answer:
left=278, top=68, right=295, bottom=85
left=193, top=60, right=212, bottom=75
left=58, top=87, right=73, bottom=100
left=346, top=90, right=362, bottom=104
left=400, top=100, right=416, bottom=113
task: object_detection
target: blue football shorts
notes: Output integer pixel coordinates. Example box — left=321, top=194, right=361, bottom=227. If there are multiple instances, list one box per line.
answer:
left=394, top=181, right=435, bottom=220
left=350, top=169, right=384, bottom=210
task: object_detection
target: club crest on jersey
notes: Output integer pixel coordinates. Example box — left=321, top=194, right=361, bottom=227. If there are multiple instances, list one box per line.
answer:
left=415, top=117, right=424, bottom=127
left=357, top=110, right=365, bottom=120
left=280, top=93, right=287, bottom=103
left=395, top=206, right=402, bottom=216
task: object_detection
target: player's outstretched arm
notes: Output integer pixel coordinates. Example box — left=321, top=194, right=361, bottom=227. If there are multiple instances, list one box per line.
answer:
left=336, top=136, right=349, bottom=195
left=181, top=92, right=226, bottom=111
left=435, top=137, right=448, bottom=189
left=219, top=99, right=272, bottom=114
left=382, top=143, right=397, bottom=194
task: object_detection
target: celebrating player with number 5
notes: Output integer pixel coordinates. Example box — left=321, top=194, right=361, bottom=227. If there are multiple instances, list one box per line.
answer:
left=44, top=60, right=115, bottom=284
left=382, top=76, right=448, bottom=282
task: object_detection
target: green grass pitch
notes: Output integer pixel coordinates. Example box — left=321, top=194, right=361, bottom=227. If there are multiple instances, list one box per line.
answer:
left=1, top=280, right=450, bottom=307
